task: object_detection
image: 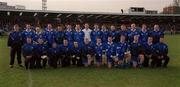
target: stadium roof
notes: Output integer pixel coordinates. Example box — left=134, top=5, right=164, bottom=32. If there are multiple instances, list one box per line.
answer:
left=1, top=9, right=180, bottom=16
left=0, top=9, right=180, bottom=24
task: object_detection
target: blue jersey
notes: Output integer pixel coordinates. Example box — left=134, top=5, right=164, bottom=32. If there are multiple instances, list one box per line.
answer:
left=143, top=43, right=155, bottom=55
left=73, top=31, right=84, bottom=44
left=94, top=43, right=104, bottom=57
left=8, top=31, right=23, bottom=47
left=48, top=47, right=60, bottom=57
left=101, top=30, right=109, bottom=43
left=34, top=44, right=48, bottom=56
left=90, top=30, right=103, bottom=43
left=127, top=29, right=140, bottom=44
left=33, top=32, right=46, bottom=43
left=116, top=42, right=129, bottom=58
left=139, top=31, right=149, bottom=44
left=44, top=30, right=56, bottom=46
left=150, top=30, right=164, bottom=44
left=105, top=42, right=116, bottom=57
left=154, top=42, right=168, bottom=56
left=108, top=30, right=119, bottom=42
left=22, top=43, right=34, bottom=57
left=22, top=30, right=35, bottom=43
left=64, top=30, right=73, bottom=43
left=55, top=31, right=64, bottom=44
left=59, top=44, right=72, bottom=55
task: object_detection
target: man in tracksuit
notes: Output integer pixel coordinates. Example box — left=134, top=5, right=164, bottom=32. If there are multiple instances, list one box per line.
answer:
left=82, top=38, right=94, bottom=67
left=22, top=37, right=34, bottom=69
left=59, top=39, right=72, bottom=67
left=143, top=36, right=156, bottom=67
left=8, top=24, right=23, bottom=68
left=129, top=35, right=145, bottom=68
left=94, top=37, right=104, bottom=68
left=109, top=25, right=119, bottom=43
left=139, top=24, right=149, bottom=44
left=71, top=41, right=83, bottom=66
left=48, top=42, right=60, bottom=68
left=34, top=38, right=48, bottom=68
left=105, top=36, right=116, bottom=69
left=154, top=37, right=169, bottom=67
left=127, top=23, right=140, bottom=44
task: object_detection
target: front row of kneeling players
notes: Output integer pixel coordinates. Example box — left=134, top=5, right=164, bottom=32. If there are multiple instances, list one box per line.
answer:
left=22, top=34, right=170, bottom=69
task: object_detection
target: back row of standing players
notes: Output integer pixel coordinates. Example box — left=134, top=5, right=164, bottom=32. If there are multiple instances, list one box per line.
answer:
left=8, top=23, right=169, bottom=69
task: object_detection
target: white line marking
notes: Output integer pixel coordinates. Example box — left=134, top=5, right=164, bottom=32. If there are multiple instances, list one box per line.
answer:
left=28, top=70, right=33, bottom=87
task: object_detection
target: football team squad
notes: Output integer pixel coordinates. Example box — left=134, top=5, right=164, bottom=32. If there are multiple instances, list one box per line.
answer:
left=7, top=23, right=170, bottom=69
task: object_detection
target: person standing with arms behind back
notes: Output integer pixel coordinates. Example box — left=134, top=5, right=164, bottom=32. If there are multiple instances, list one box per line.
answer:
left=8, top=24, right=23, bottom=68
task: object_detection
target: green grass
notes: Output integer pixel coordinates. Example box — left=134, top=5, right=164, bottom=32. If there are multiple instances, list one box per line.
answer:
left=0, top=35, right=180, bottom=87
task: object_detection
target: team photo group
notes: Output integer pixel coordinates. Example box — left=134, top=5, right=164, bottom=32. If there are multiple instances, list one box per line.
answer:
left=8, top=23, right=170, bottom=69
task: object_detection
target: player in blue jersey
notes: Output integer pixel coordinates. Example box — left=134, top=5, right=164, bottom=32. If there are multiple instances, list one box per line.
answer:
left=94, top=37, right=104, bottom=68
left=55, top=25, right=65, bottom=45
left=127, top=23, right=140, bottom=44
left=73, top=24, right=84, bottom=44
left=22, top=24, right=35, bottom=44
left=116, top=35, right=131, bottom=68
left=153, top=37, right=169, bottom=67
left=90, top=24, right=103, bottom=43
left=139, top=24, right=149, bottom=44
left=101, top=24, right=109, bottom=44
left=150, top=24, right=164, bottom=44
left=22, top=37, right=34, bottom=69
left=105, top=36, right=116, bottom=69
left=64, top=24, right=74, bottom=43
left=33, top=26, right=46, bottom=44
left=44, top=24, right=56, bottom=47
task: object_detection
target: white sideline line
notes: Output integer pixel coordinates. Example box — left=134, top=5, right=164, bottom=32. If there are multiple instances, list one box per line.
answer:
left=28, top=70, right=33, bottom=87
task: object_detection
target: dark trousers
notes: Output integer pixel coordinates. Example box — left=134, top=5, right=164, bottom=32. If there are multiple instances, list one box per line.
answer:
left=49, top=56, right=58, bottom=68
left=151, top=55, right=170, bottom=67
left=10, top=47, right=22, bottom=65
left=72, top=55, right=83, bottom=67
left=61, top=55, right=71, bottom=67
left=24, top=56, right=34, bottom=69
left=35, top=56, right=47, bottom=68
left=143, top=55, right=151, bottom=67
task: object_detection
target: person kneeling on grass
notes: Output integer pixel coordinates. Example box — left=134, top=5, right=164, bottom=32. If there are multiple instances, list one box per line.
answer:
left=22, top=37, right=34, bottom=69
left=34, top=38, right=48, bottom=68
left=130, top=35, right=145, bottom=68
left=71, top=41, right=83, bottom=67
left=48, top=42, right=60, bottom=68
left=82, top=38, right=94, bottom=67
left=153, top=37, right=170, bottom=68
left=94, top=37, right=104, bottom=68
left=105, top=36, right=116, bottom=69
left=115, top=35, right=131, bottom=68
